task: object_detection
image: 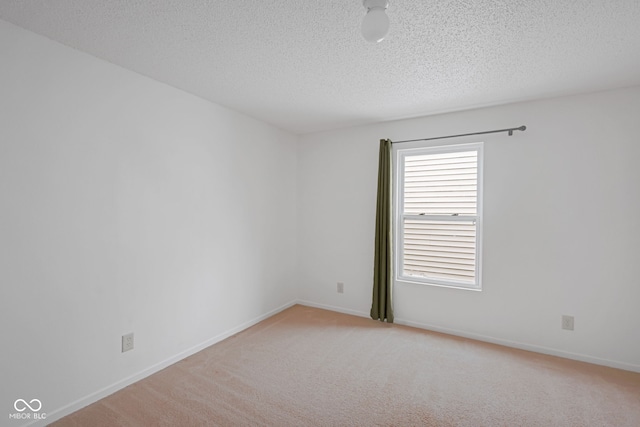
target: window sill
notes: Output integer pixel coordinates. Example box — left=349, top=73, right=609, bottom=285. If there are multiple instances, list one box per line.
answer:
left=395, top=277, right=482, bottom=292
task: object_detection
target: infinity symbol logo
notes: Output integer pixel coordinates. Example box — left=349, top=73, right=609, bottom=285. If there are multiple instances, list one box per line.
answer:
left=14, top=399, right=42, bottom=412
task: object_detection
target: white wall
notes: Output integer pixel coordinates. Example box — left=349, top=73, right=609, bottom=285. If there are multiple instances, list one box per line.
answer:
left=298, top=86, right=640, bottom=372
left=0, top=19, right=297, bottom=424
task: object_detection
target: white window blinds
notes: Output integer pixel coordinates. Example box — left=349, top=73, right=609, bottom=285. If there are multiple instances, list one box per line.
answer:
left=397, top=145, right=482, bottom=289
left=403, top=151, right=478, bottom=216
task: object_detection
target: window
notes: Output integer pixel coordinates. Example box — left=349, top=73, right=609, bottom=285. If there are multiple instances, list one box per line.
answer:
left=394, top=142, right=483, bottom=290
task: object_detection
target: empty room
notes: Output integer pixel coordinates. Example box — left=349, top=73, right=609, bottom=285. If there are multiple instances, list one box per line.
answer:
left=1, top=1, right=639, bottom=426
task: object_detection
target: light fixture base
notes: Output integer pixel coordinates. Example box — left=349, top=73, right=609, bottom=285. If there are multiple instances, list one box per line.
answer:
left=363, top=0, right=389, bottom=11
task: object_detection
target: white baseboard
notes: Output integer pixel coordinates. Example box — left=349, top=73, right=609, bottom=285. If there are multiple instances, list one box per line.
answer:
left=296, top=300, right=640, bottom=374
left=27, top=300, right=297, bottom=427
left=296, top=299, right=370, bottom=319
left=393, top=317, right=640, bottom=373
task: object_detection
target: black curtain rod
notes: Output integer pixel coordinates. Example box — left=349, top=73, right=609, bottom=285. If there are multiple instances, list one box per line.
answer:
left=393, top=125, right=527, bottom=144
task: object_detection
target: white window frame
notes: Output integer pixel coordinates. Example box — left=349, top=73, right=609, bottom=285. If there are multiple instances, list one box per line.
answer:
left=393, top=141, right=483, bottom=291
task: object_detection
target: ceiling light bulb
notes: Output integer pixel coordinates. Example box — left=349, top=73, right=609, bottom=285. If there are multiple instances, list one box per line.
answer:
left=361, top=0, right=390, bottom=43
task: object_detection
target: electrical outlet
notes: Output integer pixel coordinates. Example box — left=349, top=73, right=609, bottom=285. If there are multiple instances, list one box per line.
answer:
left=122, top=333, right=134, bottom=352
left=337, top=282, right=344, bottom=294
left=561, top=315, right=574, bottom=331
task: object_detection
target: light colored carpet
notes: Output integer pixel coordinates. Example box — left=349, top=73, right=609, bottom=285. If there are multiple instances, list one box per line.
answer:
left=52, top=305, right=640, bottom=426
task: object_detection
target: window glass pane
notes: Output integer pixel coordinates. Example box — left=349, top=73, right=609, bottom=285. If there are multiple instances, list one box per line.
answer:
left=404, top=150, right=477, bottom=216
left=402, top=219, right=476, bottom=284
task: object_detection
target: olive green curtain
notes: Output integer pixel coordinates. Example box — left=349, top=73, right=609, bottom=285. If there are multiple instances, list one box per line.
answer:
left=370, top=139, right=394, bottom=323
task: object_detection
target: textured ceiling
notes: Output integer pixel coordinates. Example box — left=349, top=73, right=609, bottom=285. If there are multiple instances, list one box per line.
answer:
left=1, top=1, right=640, bottom=134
